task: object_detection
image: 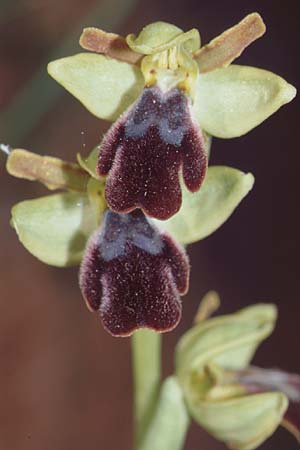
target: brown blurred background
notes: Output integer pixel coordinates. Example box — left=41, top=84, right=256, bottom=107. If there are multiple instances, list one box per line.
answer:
left=0, top=0, right=299, bottom=449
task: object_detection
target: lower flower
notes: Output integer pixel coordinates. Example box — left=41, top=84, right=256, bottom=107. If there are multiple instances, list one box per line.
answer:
left=79, top=209, right=190, bottom=336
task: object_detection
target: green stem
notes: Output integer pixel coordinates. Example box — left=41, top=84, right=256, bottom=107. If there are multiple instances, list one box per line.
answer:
left=132, top=329, right=161, bottom=447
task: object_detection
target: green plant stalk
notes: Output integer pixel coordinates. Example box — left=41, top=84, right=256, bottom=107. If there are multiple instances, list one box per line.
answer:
left=132, top=329, right=162, bottom=446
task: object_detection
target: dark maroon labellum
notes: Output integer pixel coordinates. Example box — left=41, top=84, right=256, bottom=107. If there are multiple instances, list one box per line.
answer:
left=97, top=86, right=207, bottom=220
left=79, top=210, right=190, bottom=336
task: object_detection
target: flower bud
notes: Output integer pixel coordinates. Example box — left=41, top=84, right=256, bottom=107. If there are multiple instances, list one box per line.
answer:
left=175, top=304, right=290, bottom=450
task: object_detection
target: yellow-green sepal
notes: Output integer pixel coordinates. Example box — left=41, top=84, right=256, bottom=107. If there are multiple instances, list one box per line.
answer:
left=176, top=304, right=277, bottom=381
left=187, top=389, right=287, bottom=450
left=48, top=53, right=144, bottom=121
left=194, top=64, right=296, bottom=138
left=11, top=192, right=98, bottom=267
left=155, top=166, right=254, bottom=245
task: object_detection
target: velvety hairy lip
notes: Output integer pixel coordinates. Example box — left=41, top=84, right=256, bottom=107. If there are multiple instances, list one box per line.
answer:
left=97, top=86, right=207, bottom=220
left=79, top=209, right=190, bottom=336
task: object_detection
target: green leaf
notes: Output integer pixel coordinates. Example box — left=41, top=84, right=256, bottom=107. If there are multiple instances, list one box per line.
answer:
left=188, top=391, right=287, bottom=450
left=176, top=304, right=277, bottom=381
left=155, top=166, right=254, bottom=245
left=11, top=192, right=98, bottom=267
left=137, top=377, right=189, bottom=450
left=48, top=53, right=144, bottom=121
left=193, top=64, right=296, bottom=138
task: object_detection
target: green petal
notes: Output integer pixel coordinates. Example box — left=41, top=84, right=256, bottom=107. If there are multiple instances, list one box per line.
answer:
left=11, top=192, right=98, bottom=267
left=137, top=377, right=189, bottom=450
left=7, top=148, right=88, bottom=192
left=176, top=304, right=277, bottom=381
left=155, top=166, right=254, bottom=245
left=79, top=27, right=141, bottom=64
left=194, top=13, right=266, bottom=73
left=188, top=391, right=287, bottom=450
left=48, top=53, right=144, bottom=121
left=193, top=64, right=296, bottom=138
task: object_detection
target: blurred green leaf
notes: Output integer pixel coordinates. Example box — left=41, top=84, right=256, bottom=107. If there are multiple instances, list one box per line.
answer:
left=137, top=377, right=189, bottom=450
left=155, top=166, right=254, bottom=245
left=194, top=65, right=296, bottom=138
left=11, top=192, right=98, bottom=267
left=48, top=53, right=144, bottom=121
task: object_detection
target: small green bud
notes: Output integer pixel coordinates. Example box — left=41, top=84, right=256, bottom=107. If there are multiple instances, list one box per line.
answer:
left=175, top=303, right=289, bottom=450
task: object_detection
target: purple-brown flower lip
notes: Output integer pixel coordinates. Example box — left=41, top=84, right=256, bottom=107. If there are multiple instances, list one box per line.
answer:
left=97, top=85, right=207, bottom=220
left=79, top=209, right=190, bottom=336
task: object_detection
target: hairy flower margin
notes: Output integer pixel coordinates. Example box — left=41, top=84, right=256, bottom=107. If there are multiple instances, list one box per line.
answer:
left=6, top=13, right=296, bottom=336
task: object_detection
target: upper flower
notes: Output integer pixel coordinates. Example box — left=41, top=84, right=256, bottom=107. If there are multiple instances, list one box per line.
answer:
left=48, top=13, right=296, bottom=219
left=97, top=85, right=207, bottom=219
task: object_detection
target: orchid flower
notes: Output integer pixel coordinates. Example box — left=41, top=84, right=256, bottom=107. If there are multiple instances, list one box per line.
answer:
left=6, top=147, right=252, bottom=335
left=48, top=13, right=296, bottom=220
